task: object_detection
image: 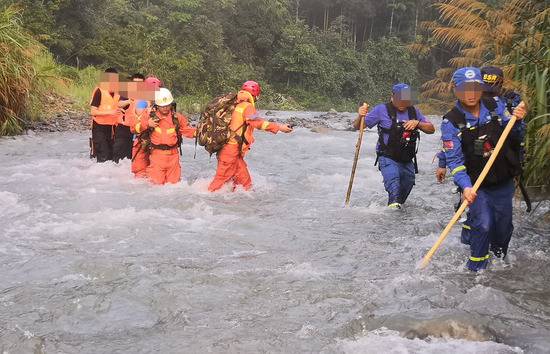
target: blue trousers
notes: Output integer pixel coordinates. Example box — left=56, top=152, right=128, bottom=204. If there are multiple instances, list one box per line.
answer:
left=466, top=179, right=515, bottom=271
left=378, top=156, right=415, bottom=205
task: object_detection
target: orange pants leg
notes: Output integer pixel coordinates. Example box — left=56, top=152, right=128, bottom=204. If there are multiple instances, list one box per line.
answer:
left=234, top=158, right=252, bottom=190
left=147, top=152, right=168, bottom=185
left=208, top=146, right=239, bottom=192
left=131, top=142, right=149, bottom=178
left=165, top=154, right=182, bottom=184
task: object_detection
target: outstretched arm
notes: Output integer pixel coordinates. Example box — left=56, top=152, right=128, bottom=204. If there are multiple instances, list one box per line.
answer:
left=177, top=113, right=197, bottom=138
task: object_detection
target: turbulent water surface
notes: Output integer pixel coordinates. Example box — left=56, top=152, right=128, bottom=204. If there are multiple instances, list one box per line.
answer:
left=1, top=111, right=549, bottom=353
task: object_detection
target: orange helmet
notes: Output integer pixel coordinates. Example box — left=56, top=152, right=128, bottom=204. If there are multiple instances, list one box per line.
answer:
left=241, top=80, right=261, bottom=98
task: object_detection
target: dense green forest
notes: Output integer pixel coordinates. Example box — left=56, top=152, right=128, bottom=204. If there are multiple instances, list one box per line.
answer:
left=1, top=0, right=548, bottom=184
left=9, top=0, right=450, bottom=109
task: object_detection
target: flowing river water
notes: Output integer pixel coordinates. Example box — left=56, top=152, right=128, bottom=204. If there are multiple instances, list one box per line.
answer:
left=1, top=112, right=549, bottom=353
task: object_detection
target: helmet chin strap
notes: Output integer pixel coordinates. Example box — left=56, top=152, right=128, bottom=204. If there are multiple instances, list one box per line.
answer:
left=240, top=90, right=256, bottom=108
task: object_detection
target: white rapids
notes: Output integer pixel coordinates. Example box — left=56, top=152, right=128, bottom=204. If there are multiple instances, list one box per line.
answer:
left=1, top=111, right=549, bottom=353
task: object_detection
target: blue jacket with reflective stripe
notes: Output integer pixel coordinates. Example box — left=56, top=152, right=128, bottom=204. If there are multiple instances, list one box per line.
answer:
left=440, top=100, right=524, bottom=190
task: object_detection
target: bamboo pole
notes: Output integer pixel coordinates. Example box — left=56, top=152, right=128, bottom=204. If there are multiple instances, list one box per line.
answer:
left=345, top=103, right=369, bottom=206
left=419, top=102, right=525, bottom=269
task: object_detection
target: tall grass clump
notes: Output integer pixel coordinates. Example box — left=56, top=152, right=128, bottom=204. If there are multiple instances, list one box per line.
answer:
left=0, top=5, right=65, bottom=135
left=59, top=65, right=101, bottom=110
left=513, top=11, right=550, bottom=186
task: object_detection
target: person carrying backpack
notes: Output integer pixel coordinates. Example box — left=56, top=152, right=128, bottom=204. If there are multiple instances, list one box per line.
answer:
left=203, top=81, right=293, bottom=192
left=440, top=67, right=527, bottom=271
left=133, top=88, right=196, bottom=185
left=353, top=83, right=435, bottom=209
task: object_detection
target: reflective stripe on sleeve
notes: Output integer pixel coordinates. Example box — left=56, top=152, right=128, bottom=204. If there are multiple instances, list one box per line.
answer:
left=261, top=121, right=270, bottom=130
left=451, top=165, right=466, bottom=176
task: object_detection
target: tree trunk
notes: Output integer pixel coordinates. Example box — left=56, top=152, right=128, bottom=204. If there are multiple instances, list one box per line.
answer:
left=353, top=22, right=357, bottom=50
left=340, top=7, right=343, bottom=37
left=389, top=0, right=396, bottom=35
left=324, top=7, right=329, bottom=32
left=369, top=19, right=374, bottom=40
left=414, top=1, right=419, bottom=38
left=295, top=0, right=300, bottom=22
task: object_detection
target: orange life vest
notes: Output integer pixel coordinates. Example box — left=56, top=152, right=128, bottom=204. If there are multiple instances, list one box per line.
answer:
left=91, top=88, right=122, bottom=125
left=229, top=91, right=256, bottom=146
left=119, top=99, right=135, bottom=126
left=149, top=112, right=183, bottom=149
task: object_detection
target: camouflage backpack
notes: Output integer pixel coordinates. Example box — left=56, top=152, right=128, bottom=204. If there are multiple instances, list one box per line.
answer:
left=196, top=92, right=238, bottom=155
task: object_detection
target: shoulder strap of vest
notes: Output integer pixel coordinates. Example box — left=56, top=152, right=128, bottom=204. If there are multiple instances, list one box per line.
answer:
left=172, top=108, right=181, bottom=137
left=385, top=103, right=397, bottom=123
left=444, top=107, right=467, bottom=130
left=482, top=97, right=497, bottom=111
left=407, top=106, right=417, bottom=120
left=481, top=97, right=501, bottom=122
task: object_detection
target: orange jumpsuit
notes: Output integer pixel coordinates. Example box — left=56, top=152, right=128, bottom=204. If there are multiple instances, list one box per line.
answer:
left=128, top=102, right=150, bottom=178
left=208, top=91, right=280, bottom=192
left=134, top=111, right=196, bottom=184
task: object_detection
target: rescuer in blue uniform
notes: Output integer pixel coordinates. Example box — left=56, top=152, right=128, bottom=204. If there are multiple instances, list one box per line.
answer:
left=440, top=67, right=527, bottom=271
left=354, top=83, right=435, bottom=209
left=436, top=66, right=528, bottom=246
left=436, top=66, right=523, bottom=183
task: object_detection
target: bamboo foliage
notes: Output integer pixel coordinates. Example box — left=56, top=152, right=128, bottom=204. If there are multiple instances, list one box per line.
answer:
left=414, top=0, right=549, bottom=186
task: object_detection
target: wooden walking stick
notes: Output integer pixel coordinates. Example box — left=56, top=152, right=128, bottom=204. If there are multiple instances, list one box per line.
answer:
left=419, top=102, right=525, bottom=269
left=345, top=103, right=369, bottom=206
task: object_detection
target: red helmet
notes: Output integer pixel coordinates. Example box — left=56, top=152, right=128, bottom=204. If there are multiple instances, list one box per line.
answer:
left=241, top=80, right=261, bottom=98
left=145, top=76, right=163, bottom=89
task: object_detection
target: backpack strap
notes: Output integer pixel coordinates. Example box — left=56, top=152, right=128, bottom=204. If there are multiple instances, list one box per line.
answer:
left=444, top=106, right=467, bottom=131
left=407, top=106, right=418, bottom=120
left=482, top=97, right=500, bottom=122
left=407, top=106, right=419, bottom=173
left=384, top=103, right=398, bottom=128
left=171, top=103, right=183, bottom=156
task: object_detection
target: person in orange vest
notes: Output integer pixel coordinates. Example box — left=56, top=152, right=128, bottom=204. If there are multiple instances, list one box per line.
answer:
left=130, top=76, right=162, bottom=178
left=113, top=73, right=145, bottom=163
left=126, top=100, right=149, bottom=176
left=134, top=88, right=196, bottom=185
left=208, top=81, right=293, bottom=192
left=90, top=68, right=127, bottom=162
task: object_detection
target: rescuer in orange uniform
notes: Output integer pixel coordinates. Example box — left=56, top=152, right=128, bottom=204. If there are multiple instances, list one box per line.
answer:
left=208, top=81, right=293, bottom=192
left=134, top=88, right=196, bottom=185
left=130, top=76, right=162, bottom=178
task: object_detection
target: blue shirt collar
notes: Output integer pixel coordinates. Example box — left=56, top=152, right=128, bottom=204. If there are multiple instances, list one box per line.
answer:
left=455, top=101, right=493, bottom=127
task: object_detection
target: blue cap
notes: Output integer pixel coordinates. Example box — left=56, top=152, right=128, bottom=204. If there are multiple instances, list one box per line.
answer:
left=392, top=83, right=410, bottom=94
left=452, top=67, right=483, bottom=88
left=136, top=100, right=148, bottom=109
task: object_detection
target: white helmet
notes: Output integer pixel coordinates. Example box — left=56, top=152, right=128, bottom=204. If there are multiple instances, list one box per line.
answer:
left=154, top=87, right=174, bottom=107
